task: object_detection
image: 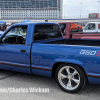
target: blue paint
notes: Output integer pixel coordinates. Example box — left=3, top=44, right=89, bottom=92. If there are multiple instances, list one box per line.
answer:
left=0, top=22, right=100, bottom=84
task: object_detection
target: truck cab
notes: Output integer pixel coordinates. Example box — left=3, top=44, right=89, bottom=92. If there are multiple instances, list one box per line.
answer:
left=59, top=22, right=83, bottom=39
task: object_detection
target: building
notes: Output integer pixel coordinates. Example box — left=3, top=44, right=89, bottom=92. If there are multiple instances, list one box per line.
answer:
left=0, top=0, right=63, bottom=20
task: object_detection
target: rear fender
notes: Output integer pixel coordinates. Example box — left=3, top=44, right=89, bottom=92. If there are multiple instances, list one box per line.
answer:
left=53, top=59, right=87, bottom=72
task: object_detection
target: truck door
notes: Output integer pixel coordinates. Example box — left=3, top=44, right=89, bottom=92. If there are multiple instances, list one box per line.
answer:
left=0, top=25, right=28, bottom=73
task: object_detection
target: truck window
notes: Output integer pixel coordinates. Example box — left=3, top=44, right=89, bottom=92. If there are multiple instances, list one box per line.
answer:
left=34, top=24, right=62, bottom=41
left=84, top=23, right=95, bottom=30
left=70, top=23, right=82, bottom=33
left=59, top=24, right=66, bottom=35
left=2, top=25, right=28, bottom=45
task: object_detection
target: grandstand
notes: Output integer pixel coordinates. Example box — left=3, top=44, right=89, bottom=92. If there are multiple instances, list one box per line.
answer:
left=0, top=0, right=63, bottom=19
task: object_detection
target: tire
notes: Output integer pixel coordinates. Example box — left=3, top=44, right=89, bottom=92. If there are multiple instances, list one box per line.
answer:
left=55, top=64, right=86, bottom=93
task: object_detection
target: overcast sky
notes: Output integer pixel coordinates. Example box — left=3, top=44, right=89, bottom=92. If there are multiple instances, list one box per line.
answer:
left=63, top=0, right=100, bottom=17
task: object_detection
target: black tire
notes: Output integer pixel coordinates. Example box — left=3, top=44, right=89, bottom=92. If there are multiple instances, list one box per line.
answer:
left=55, top=64, right=86, bottom=93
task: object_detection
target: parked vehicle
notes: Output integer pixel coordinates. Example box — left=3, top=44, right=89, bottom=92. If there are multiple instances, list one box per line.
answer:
left=59, top=22, right=100, bottom=40
left=1, top=22, right=100, bottom=93
left=83, top=22, right=100, bottom=33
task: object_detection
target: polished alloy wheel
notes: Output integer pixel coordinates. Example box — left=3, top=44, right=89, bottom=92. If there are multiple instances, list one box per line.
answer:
left=56, top=64, right=86, bottom=93
left=58, top=66, right=80, bottom=90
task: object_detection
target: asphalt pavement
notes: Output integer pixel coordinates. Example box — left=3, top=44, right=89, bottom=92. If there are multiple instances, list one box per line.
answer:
left=0, top=69, right=100, bottom=100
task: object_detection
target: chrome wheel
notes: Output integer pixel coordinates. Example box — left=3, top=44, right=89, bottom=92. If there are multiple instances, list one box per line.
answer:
left=58, top=66, right=80, bottom=90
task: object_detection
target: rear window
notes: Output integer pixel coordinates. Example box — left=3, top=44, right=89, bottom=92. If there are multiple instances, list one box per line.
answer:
left=34, top=24, right=62, bottom=41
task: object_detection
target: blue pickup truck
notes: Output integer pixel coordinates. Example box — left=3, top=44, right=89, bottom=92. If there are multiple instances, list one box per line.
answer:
left=0, top=22, right=100, bottom=93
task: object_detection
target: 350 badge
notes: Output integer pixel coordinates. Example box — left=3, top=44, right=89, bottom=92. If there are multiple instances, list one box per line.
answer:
left=80, top=50, right=100, bottom=56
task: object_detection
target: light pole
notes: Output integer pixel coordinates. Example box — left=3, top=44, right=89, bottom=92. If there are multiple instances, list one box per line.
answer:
left=63, top=5, right=66, bottom=19
left=80, top=3, right=83, bottom=18
left=97, top=1, right=100, bottom=14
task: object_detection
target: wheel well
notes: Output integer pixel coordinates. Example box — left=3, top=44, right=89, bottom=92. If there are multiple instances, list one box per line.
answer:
left=52, top=62, right=63, bottom=77
left=52, top=62, right=87, bottom=80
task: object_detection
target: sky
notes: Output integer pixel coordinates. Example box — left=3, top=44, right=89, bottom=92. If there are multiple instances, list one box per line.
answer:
left=63, top=0, right=100, bottom=18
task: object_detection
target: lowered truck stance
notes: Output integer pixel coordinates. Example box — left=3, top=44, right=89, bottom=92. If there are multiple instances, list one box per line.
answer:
left=1, top=22, right=100, bottom=93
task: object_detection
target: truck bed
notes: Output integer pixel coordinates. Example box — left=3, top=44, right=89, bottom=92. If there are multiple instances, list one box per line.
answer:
left=45, top=39, right=100, bottom=46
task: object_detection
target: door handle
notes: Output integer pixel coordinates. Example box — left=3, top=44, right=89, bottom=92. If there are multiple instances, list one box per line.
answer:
left=20, top=49, right=26, bottom=53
